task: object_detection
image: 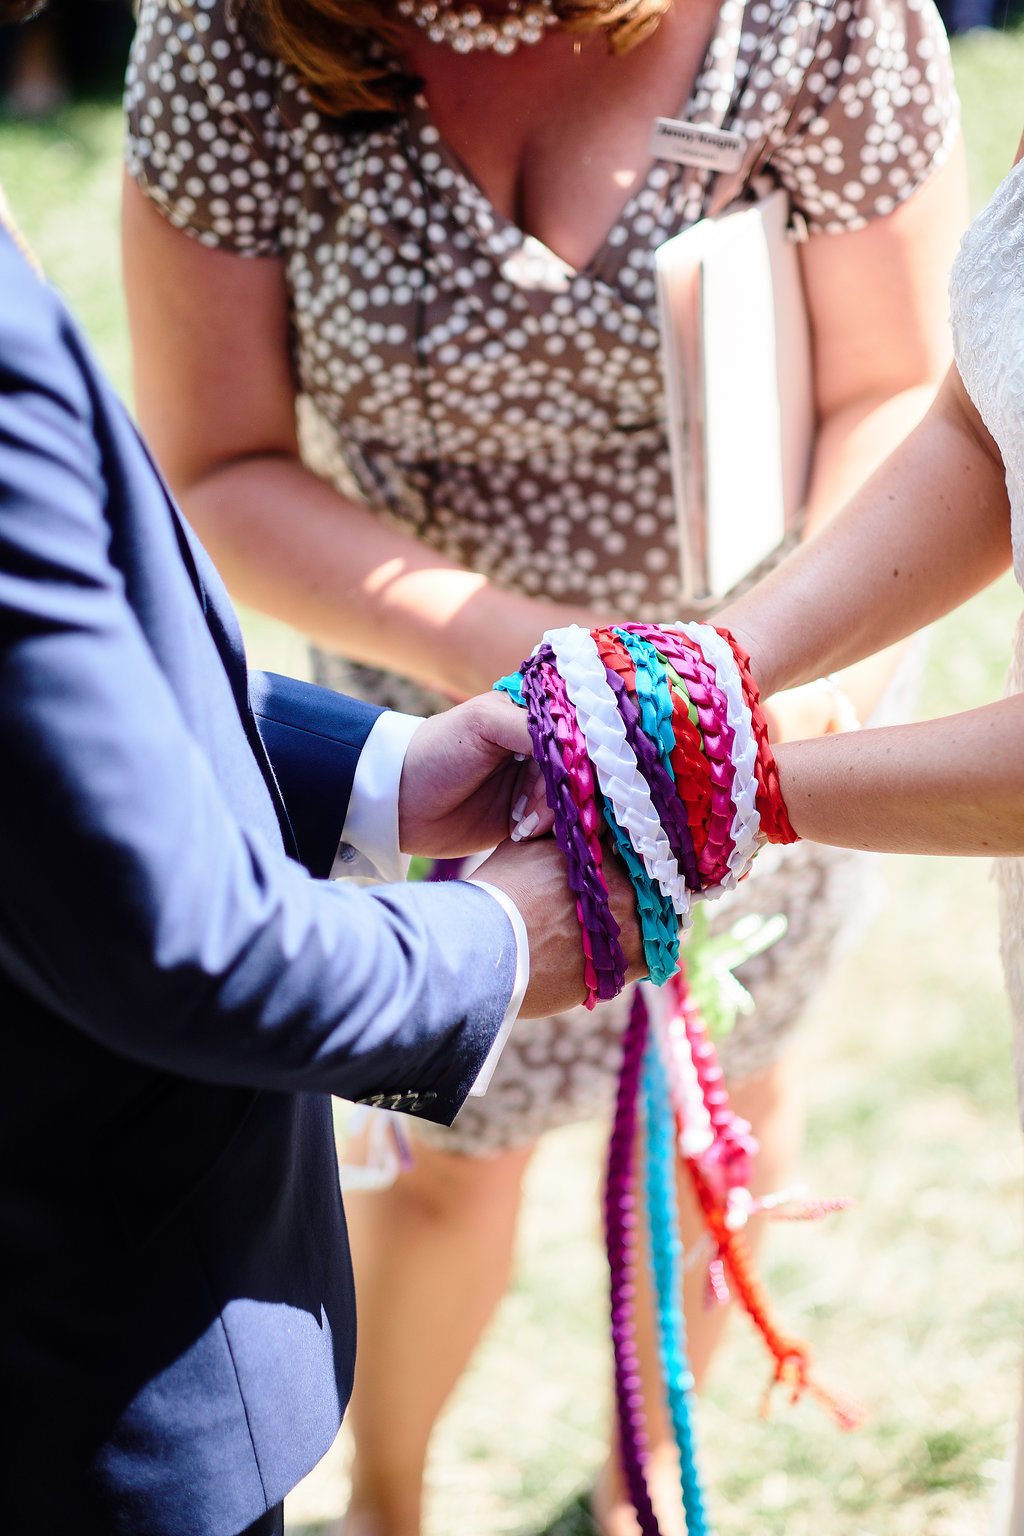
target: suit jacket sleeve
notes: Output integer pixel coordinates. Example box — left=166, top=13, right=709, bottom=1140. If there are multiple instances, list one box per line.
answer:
left=0, top=241, right=517, bottom=1124
left=248, top=668, right=384, bottom=879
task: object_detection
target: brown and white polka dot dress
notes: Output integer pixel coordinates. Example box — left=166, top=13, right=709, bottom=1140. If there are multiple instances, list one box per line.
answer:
left=125, top=0, right=957, bottom=1151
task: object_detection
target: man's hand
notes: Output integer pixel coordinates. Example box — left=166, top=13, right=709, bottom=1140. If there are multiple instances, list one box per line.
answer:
left=473, top=835, right=648, bottom=1017
left=398, top=691, right=554, bottom=858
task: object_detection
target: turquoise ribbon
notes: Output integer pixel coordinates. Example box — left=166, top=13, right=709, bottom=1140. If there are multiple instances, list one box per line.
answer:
left=642, top=1033, right=712, bottom=1536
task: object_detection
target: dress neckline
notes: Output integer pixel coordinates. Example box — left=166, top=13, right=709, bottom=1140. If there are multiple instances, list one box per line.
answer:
left=400, top=0, right=739, bottom=283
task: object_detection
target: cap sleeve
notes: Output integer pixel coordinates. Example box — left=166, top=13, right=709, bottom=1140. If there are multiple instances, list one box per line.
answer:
left=124, top=0, right=286, bottom=255
left=768, top=0, right=960, bottom=234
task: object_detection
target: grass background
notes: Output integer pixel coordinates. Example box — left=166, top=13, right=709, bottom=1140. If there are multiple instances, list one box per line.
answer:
left=4, top=22, right=1024, bottom=1533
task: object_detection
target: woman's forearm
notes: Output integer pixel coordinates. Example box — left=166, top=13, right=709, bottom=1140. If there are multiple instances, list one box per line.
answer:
left=742, top=145, right=976, bottom=723
left=775, top=691, right=1024, bottom=856
left=182, top=453, right=598, bottom=698
left=764, top=381, right=944, bottom=740
left=719, top=369, right=1014, bottom=701
left=738, top=363, right=1024, bottom=858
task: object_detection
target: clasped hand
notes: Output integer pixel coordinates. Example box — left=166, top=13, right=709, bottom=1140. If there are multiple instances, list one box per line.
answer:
left=398, top=693, right=647, bottom=1016
left=397, top=691, right=552, bottom=857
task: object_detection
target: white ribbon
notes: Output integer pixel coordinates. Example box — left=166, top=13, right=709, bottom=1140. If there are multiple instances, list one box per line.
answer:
left=542, top=626, right=692, bottom=919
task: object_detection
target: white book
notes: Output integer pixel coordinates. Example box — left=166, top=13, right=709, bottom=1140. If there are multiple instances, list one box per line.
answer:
left=655, top=186, right=815, bottom=606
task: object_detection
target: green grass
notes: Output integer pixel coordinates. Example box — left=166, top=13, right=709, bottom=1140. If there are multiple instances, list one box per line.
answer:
left=0, top=98, right=129, bottom=392
left=4, top=28, right=1024, bottom=1536
left=951, top=25, right=1024, bottom=209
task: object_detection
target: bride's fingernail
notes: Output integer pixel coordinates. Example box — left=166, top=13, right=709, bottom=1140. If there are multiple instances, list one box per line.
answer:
left=511, top=793, right=528, bottom=824
left=513, top=752, right=526, bottom=762
left=514, top=810, right=540, bottom=840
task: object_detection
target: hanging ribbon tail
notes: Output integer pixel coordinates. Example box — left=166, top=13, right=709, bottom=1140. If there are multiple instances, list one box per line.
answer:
left=687, top=1159, right=867, bottom=1437
left=760, top=1195, right=855, bottom=1222
left=705, top=1253, right=730, bottom=1308
left=496, top=622, right=866, bottom=1536
left=425, top=856, right=468, bottom=882
left=759, top=1352, right=868, bottom=1433
left=604, top=988, right=663, bottom=1536
left=805, top=1375, right=869, bottom=1433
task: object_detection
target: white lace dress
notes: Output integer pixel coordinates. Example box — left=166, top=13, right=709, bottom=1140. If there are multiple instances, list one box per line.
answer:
left=949, top=156, right=1024, bottom=1121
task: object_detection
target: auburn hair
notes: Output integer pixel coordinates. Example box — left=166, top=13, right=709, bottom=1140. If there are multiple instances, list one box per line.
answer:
left=238, top=0, right=672, bottom=116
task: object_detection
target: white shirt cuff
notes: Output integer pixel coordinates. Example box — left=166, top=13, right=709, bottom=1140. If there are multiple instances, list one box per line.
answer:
left=465, top=879, right=530, bottom=1096
left=331, top=711, right=423, bottom=885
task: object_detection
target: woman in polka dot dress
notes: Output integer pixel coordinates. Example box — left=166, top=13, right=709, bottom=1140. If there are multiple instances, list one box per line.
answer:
left=122, top=0, right=966, bottom=1528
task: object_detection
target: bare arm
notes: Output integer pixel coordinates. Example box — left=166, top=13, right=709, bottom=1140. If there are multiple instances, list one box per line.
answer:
left=718, top=365, right=1013, bottom=697
left=774, top=692, right=1024, bottom=856
left=762, top=142, right=970, bottom=740
left=715, top=333, right=1021, bottom=857
left=711, top=131, right=1024, bottom=857
left=121, top=177, right=595, bottom=699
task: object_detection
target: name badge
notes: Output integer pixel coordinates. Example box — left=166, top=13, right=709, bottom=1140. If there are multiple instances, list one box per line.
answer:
left=649, top=117, right=746, bottom=174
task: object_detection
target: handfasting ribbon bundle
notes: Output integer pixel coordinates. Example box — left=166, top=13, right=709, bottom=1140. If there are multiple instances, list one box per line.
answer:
left=494, top=621, right=796, bottom=1004
left=495, top=623, right=862, bottom=1535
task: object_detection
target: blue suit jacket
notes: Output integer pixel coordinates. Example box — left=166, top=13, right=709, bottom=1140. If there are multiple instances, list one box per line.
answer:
left=0, top=227, right=518, bottom=1534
